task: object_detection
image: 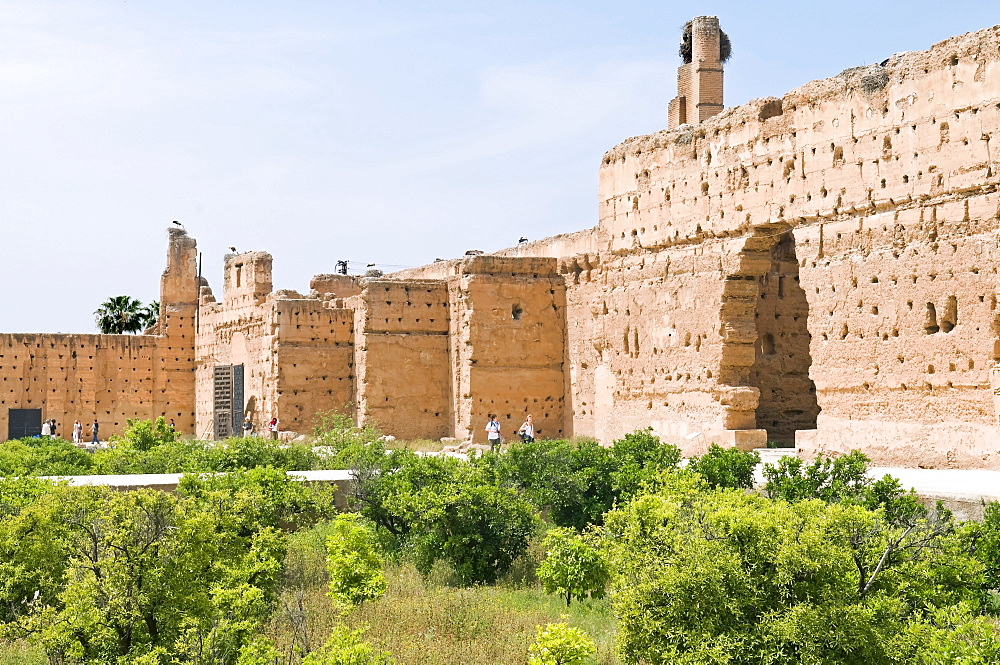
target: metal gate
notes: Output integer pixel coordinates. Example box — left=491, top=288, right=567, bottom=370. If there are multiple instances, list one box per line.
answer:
left=213, top=364, right=245, bottom=440
left=8, top=408, right=42, bottom=440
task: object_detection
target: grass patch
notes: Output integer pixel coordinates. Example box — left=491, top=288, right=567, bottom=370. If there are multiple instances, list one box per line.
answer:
left=267, top=562, right=619, bottom=665
left=0, top=640, right=46, bottom=665
left=385, top=438, right=445, bottom=453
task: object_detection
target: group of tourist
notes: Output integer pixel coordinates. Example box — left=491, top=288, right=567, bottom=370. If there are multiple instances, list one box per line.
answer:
left=485, top=413, right=535, bottom=451
left=41, top=417, right=179, bottom=447
left=41, top=418, right=99, bottom=444
left=241, top=416, right=280, bottom=440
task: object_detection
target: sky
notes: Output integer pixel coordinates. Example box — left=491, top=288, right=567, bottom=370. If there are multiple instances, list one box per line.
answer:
left=0, top=0, right=993, bottom=332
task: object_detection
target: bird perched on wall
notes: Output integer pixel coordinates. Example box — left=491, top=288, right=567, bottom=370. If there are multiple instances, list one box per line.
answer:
left=171, top=220, right=183, bottom=228
left=367, top=262, right=376, bottom=268
left=518, top=236, right=528, bottom=244
left=229, top=246, right=237, bottom=253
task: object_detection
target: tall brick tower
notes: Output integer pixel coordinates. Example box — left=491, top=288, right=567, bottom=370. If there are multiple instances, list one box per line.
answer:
left=668, top=16, right=728, bottom=128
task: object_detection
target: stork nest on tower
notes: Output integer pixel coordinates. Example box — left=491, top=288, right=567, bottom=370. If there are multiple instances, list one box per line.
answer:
left=680, top=20, right=732, bottom=64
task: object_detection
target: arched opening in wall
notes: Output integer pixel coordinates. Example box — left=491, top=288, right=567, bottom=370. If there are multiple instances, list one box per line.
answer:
left=744, top=232, right=820, bottom=445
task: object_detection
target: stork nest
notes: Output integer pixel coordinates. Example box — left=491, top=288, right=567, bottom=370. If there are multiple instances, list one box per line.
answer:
left=680, top=20, right=732, bottom=64
left=860, top=65, right=889, bottom=94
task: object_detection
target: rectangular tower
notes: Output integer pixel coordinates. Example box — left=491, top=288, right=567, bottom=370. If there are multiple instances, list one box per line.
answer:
left=668, top=16, right=725, bottom=128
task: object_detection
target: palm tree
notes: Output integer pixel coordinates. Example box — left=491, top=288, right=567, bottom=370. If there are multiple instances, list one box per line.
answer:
left=140, top=301, right=159, bottom=330
left=94, top=296, right=147, bottom=334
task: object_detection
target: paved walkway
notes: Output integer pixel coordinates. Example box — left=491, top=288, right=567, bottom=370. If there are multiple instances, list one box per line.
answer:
left=40, top=469, right=353, bottom=490
left=868, top=466, right=1000, bottom=504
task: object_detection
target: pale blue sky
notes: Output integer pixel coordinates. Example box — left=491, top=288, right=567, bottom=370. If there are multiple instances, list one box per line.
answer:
left=0, top=1, right=992, bottom=332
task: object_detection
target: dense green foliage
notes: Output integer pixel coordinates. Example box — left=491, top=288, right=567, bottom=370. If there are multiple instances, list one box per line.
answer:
left=474, top=431, right=682, bottom=531
left=2, top=418, right=999, bottom=664
left=325, top=515, right=386, bottom=608
left=605, top=468, right=998, bottom=665
left=528, top=623, right=596, bottom=665
left=0, top=469, right=323, bottom=663
left=301, top=626, right=393, bottom=665
left=0, top=418, right=323, bottom=477
left=538, top=527, right=610, bottom=606
left=0, top=438, right=95, bottom=476
left=686, top=443, right=760, bottom=489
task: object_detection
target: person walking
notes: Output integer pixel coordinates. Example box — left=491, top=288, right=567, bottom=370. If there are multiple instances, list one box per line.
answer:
left=485, top=414, right=502, bottom=452
left=72, top=420, right=83, bottom=444
left=518, top=414, right=535, bottom=443
left=49, top=420, right=57, bottom=439
left=242, top=417, right=254, bottom=438
left=90, top=420, right=100, bottom=444
left=268, top=417, right=279, bottom=440
left=41, top=419, right=51, bottom=438
left=169, top=419, right=176, bottom=432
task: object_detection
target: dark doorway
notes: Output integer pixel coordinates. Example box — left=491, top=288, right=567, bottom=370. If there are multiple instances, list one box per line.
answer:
left=213, top=364, right=245, bottom=440
left=8, top=408, right=43, bottom=440
left=747, top=233, right=819, bottom=445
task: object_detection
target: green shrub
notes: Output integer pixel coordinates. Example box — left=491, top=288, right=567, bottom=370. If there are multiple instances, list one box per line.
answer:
left=93, top=438, right=210, bottom=475
left=410, top=481, right=538, bottom=585
left=528, top=623, right=595, bottom=665
left=763, top=450, right=871, bottom=503
left=476, top=438, right=617, bottom=531
left=177, top=466, right=335, bottom=534
left=93, top=433, right=322, bottom=475
left=0, top=438, right=94, bottom=476
left=326, top=515, right=386, bottom=607
left=609, top=428, right=681, bottom=499
left=110, top=416, right=176, bottom=451
left=313, top=410, right=384, bottom=466
left=763, top=451, right=929, bottom=527
left=604, top=483, right=980, bottom=665
left=302, top=626, right=393, bottom=665
left=686, top=444, right=760, bottom=490
left=538, top=527, right=609, bottom=606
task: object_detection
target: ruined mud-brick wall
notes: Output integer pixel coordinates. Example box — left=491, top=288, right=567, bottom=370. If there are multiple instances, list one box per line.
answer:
left=354, top=258, right=567, bottom=442
left=0, top=228, right=198, bottom=440
left=545, top=25, right=1000, bottom=465
left=543, top=231, right=775, bottom=452
left=196, top=254, right=357, bottom=436
left=448, top=257, right=567, bottom=443
left=353, top=281, right=452, bottom=440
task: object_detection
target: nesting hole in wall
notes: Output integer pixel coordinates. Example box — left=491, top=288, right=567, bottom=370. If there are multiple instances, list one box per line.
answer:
left=941, top=296, right=958, bottom=333
left=925, top=303, right=939, bottom=334
left=511, top=305, right=523, bottom=321
left=761, top=333, right=775, bottom=356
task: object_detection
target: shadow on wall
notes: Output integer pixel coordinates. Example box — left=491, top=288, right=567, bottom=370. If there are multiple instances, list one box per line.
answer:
left=748, top=233, right=820, bottom=444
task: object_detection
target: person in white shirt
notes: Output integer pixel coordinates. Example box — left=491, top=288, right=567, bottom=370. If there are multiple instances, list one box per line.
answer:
left=72, top=420, right=83, bottom=444
left=518, top=414, right=535, bottom=443
left=41, top=420, right=51, bottom=438
left=485, top=414, right=502, bottom=451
